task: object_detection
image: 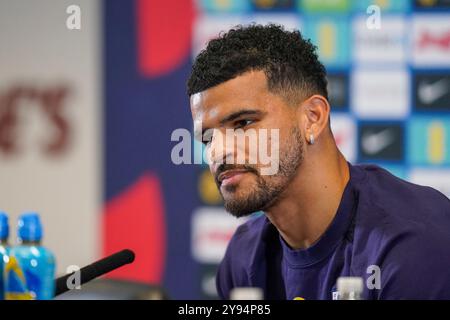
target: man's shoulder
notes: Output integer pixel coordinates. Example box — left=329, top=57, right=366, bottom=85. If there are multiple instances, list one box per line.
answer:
left=354, top=164, right=450, bottom=224
left=356, top=163, right=449, bottom=200
left=351, top=163, right=450, bottom=260
left=353, top=164, right=450, bottom=269
left=351, top=165, right=450, bottom=298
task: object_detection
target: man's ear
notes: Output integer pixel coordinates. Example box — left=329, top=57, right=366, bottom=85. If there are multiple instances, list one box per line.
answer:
left=297, top=95, right=330, bottom=144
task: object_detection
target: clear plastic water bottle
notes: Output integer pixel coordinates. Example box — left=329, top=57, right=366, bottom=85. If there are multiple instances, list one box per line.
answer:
left=4, top=212, right=56, bottom=300
left=0, top=212, right=9, bottom=300
left=336, top=277, right=364, bottom=300
left=230, top=287, right=264, bottom=300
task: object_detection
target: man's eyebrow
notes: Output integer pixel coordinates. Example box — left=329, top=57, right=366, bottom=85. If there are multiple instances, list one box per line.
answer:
left=219, top=109, right=265, bottom=126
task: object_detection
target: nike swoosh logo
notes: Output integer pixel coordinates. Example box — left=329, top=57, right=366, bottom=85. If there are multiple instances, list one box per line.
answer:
left=362, top=129, right=395, bottom=155
left=418, top=78, right=449, bottom=105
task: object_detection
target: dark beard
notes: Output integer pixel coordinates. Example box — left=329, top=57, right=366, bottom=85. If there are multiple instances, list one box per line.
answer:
left=220, top=126, right=304, bottom=218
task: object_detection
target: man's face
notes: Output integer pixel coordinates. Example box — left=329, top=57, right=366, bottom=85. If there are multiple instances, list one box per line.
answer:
left=190, top=71, right=305, bottom=217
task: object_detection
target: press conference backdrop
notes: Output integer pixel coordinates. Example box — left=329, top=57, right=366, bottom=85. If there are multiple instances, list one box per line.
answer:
left=0, top=0, right=449, bottom=299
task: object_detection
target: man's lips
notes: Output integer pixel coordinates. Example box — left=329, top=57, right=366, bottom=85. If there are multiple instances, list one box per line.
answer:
left=217, top=169, right=250, bottom=185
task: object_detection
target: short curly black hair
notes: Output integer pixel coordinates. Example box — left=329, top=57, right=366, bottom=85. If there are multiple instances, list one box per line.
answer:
left=187, top=24, right=328, bottom=103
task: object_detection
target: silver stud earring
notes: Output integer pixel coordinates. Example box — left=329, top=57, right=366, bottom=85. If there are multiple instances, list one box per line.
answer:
left=309, top=133, right=315, bottom=145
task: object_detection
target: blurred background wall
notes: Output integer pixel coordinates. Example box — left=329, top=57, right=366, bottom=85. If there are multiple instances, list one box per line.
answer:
left=0, top=0, right=449, bottom=299
left=0, top=0, right=101, bottom=283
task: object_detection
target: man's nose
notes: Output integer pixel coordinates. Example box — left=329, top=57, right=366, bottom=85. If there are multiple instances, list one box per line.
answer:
left=208, top=129, right=235, bottom=169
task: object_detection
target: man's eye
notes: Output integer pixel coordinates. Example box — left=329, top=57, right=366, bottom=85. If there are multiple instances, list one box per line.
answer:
left=202, top=134, right=213, bottom=146
left=235, top=119, right=253, bottom=128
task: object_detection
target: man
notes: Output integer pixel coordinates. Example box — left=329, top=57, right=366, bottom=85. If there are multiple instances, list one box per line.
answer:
left=187, top=24, right=450, bottom=300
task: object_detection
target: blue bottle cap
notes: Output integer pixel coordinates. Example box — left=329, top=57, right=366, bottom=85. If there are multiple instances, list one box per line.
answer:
left=0, top=212, right=9, bottom=240
left=18, top=212, right=43, bottom=242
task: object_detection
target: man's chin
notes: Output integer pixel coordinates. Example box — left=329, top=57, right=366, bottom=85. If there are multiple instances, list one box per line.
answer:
left=223, top=203, right=257, bottom=218
left=222, top=195, right=266, bottom=218
left=221, top=185, right=285, bottom=217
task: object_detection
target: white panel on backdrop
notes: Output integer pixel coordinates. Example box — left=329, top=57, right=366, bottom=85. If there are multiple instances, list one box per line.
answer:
left=330, top=113, right=356, bottom=163
left=0, top=0, right=101, bottom=275
left=412, top=14, right=450, bottom=67
left=351, top=68, right=410, bottom=119
left=353, top=15, right=407, bottom=64
left=191, top=207, right=247, bottom=264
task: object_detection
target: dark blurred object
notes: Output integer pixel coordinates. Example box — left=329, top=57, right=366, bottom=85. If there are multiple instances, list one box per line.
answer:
left=55, top=278, right=169, bottom=300
left=55, top=249, right=135, bottom=296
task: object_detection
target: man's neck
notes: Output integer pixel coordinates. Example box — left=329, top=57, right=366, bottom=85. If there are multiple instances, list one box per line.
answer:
left=264, top=147, right=350, bottom=250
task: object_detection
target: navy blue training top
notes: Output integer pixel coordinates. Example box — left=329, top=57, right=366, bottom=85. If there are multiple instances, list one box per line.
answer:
left=216, top=163, right=450, bottom=300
